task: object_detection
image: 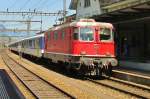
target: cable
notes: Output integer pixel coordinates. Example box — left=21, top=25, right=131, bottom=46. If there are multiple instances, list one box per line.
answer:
left=9, top=0, right=18, bottom=9
left=35, top=0, right=47, bottom=10
left=26, top=0, right=45, bottom=19
left=41, top=0, right=57, bottom=10
left=32, top=0, right=43, bottom=8
left=20, top=0, right=31, bottom=11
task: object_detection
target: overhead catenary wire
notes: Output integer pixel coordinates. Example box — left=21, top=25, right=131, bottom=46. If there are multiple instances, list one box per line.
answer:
left=34, top=0, right=47, bottom=10
left=9, top=0, right=18, bottom=9
left=27, top=0, right=45, bottom=20
left=20, top=0, right=31, bottom=11
left=40, top=0, right=58, bottom=11
left=26, top=0, right=47, bottom=20
left=32, top=0, right=43, bottom=8
left=0, top=0, right=69, bottom=37
left=28, top=0, right=62, bottom=31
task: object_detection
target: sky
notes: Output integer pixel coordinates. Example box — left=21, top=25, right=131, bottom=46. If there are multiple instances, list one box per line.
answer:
left=0, top=0, right=75, bottom=37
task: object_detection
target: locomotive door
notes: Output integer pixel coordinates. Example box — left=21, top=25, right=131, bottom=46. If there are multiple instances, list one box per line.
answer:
left=68, top=28, right=72, bottom=54
left=94, top=27, right=100, bottom=55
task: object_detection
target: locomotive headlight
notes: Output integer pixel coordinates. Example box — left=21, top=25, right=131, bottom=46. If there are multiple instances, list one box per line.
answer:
left=105, top=52, right=111, bottom=56
left=80, top=51, right=86, bottom=55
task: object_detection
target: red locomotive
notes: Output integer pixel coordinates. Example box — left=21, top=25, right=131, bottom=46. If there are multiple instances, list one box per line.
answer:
left=44, top=19, right=118, bottom=76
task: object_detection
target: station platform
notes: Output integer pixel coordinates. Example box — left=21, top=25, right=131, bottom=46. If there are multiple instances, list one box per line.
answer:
left=0, top=69, right=24, bottom=99
left=113, top=61, right=150, bottom=87
left=119, top=60, right=150, bottom=72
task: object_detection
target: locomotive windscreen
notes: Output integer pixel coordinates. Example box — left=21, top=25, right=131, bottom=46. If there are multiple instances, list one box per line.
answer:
left=80, top=27, right=94, bottom=41
left=100, top=28, right=113, bottom=41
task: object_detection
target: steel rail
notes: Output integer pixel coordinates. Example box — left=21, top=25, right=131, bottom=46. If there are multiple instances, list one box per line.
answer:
left=2, top=53, right=75, bottom=99
left=85, top=77, right=150, bottom=99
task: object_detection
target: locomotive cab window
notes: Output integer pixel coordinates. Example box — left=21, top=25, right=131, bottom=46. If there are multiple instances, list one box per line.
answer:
left=100, top=28, right=112, bottom=41
left=80, top=27, right=94, bottom=41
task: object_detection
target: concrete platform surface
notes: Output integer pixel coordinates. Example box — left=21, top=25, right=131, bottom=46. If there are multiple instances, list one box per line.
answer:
left=113, top=66, right=150, bottom=87
left=119, top=61, right=150, bottom=72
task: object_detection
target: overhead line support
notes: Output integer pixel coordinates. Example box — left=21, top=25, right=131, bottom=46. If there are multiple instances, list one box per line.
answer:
left=0, top=11, right=64, bottom=16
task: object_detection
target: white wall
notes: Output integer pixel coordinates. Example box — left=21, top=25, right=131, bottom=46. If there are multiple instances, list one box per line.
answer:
left=76, top=0, right=102, bottom=19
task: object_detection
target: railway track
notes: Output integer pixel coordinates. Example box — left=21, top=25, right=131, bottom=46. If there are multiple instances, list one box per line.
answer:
left=85, top=77, right=150, bottom=99
left=1, top=53, right=75, bottom=99
left=3, top=50, right=150, bottom=99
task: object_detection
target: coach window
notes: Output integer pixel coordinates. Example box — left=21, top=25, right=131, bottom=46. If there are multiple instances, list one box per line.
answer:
left=37, top=38, right=40, bottom=48
left=32, top=40, right=34, bottom=48
left=100, top=28, right=112, bottom=41
left=73, top=28, right=79, bottom=40
left=25, top=40, right=27, bottom=48
left=29, top=40, right=32, bottom=48
left=26, top=40, right=27, bottom=48
left=27, top=40, right=29, bottom=48
left=24, top=41, right=26, bottom=48
left=54, top=31, right=58, bottom=40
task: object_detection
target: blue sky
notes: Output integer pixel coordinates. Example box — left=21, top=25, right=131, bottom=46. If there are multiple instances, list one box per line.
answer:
left=0, top=0, right=75, bottom=36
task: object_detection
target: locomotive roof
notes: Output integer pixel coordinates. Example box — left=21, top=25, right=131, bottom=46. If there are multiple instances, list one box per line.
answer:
left=9, top=34, right=44, bottom=45
left=47, top=19, right=113, bottom=31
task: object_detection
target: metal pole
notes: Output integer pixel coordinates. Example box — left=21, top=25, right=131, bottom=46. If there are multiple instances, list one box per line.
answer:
left=40, top=15, right=43, bottom=32
left=27, top=17, right=31, bottom=37
left=63, top=0, right=66, bottom=22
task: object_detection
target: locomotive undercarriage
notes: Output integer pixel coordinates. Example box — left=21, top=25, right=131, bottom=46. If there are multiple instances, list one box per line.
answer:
left=68, top=56, right=118, bottom=76
left=44, top=53, right=117, bottom=77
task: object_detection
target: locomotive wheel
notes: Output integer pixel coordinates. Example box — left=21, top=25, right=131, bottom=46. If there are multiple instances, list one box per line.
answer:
left=77, top=64, right=86, bottom=76
left=105, top=64, right=112, bottom=77
left=66, top=63, right=71, bottom=74
left=95, top=64, right=100, bottom=77
left=107, top=65, right=112, bottom=76
left=98, top=65, right=102, bottom=77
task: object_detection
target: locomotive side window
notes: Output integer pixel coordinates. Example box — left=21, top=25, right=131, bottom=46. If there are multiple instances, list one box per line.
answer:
left=61, top=30, right=65, bottom=40
left=73, top=28, right=79, bottom=40
left=48, top=32, right=51, bottom=40
left=80, top=27, right=94, bottom=41
left=100, top=28, right=112, bottom=41
left=54, top=31, right=58, bottom=40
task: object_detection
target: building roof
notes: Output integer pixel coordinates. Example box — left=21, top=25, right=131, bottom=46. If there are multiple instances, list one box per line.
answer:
left=69, top=0, right=77, bottom=10
left=92, top=0, right=150, bottom=24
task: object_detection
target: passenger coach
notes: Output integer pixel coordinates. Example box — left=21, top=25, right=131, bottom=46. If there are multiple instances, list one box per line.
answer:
left=9, top=34, right=45, bottom=57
